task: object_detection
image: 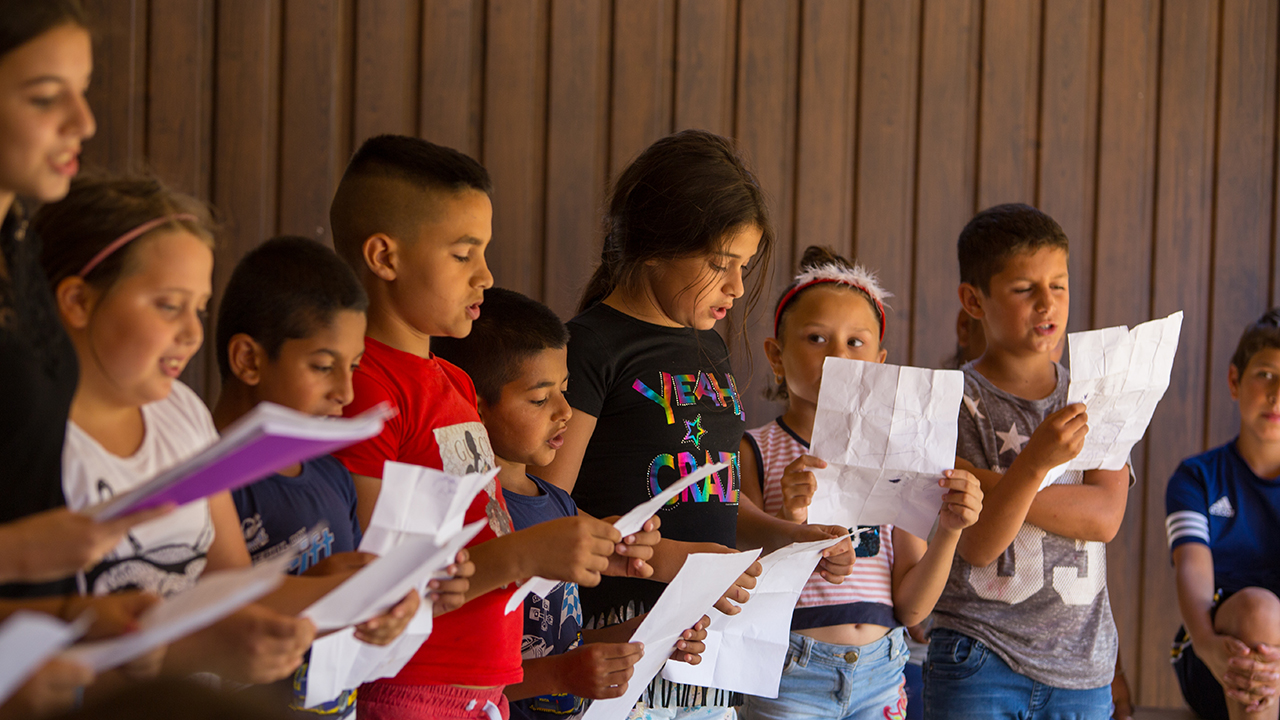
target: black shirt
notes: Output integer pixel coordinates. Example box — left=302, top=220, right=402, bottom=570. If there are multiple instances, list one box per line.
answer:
left=0, top=205, right=79, bottom=597
left=566, top=303, right=746, bottom=627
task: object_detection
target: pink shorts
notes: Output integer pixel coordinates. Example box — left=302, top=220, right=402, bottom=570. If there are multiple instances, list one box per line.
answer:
left=357, top=682, right=510, bottom=720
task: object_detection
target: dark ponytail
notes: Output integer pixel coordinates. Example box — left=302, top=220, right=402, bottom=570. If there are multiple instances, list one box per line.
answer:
left=578, top=129, right=775, bottom=315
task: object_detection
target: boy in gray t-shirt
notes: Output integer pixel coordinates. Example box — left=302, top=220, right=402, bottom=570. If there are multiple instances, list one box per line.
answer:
left=923, top=204, right=1130, bottom=720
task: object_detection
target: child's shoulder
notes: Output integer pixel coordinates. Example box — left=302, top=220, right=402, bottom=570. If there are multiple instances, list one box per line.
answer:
left=1172, top=440, right=1250, bottom=488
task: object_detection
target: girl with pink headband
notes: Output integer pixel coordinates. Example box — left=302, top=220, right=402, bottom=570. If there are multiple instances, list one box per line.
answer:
left=738, top=246, right=984, bottom=720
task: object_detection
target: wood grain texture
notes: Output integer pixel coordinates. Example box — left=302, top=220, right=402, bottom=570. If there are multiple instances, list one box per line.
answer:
left=1142, top=0, right=1221, bottom=705
left=854, top=0, right=920, bottom=366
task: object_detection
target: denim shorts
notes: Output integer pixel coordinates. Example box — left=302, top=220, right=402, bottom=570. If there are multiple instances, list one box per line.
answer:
left=739, top=627, right=909, bottom=720
left=923, top=629, right=1111, bottom=720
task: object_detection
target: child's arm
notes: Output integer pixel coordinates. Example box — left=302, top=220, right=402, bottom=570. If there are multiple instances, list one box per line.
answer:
left=530, top=411, right=597, bottom=494
left=1024, top=467, right=1129, bottom=542
left=890, top=470, right=983, bottom=626
left=957, top=403, right=1087, bottom=567
left=645, top=538, right=763, bottom=616
left=0, top=505, right=172, bottom=584
left=503, top=642, right=644, bottom=702
left=462, top=515, right=621, bottom=600
left=1173, top=543, right=1278, bottom=708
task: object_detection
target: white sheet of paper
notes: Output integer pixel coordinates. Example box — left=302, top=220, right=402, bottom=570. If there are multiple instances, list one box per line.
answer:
left=581, top=549, right=761, bottom=720
left=62, top=553, right=290, bottom=672
left=0, top=612, right=89, bottom=705
left=1041, top=311, right=1183, bottom=489
left=504, top=463, right=730, bottom=614
left=359, top=463, right=498, bottom=553
left=808, top=359, right=965, bottom=539
left=304, top=519, right=486, bottom=631
left=612, top=463, right=728, bottom=537
left=305, top=464, right=494, bottom=705
left=661, top=534, right=851, bottom=695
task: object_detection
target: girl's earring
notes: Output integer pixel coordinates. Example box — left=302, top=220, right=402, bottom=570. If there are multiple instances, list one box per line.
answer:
left=774, top=374, right=784, bottom=384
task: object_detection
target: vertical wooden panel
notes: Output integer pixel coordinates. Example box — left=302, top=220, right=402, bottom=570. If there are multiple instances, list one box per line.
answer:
left=544, top=0, right=611, bottom=316
left=279, top=0, right=351, bottom=243
left=609, top=0, right=675, bottom=179
left=148, top=0, right=215, bottom=394
left=913, top=0, right=981, bottom=368
left=854, top=0, right=920, bottom=365
left=1092, top=0, right=1160, bottom=703
left=483, top=0, right=548, bottom=298
left=1037, top=0, right=1101, bottom=333
left=210, top=0, right=282, bottom=400
left=977, top=0, right=1041, bottom=207
left=419, top=0, right=485, bottom=156
left=1142, top=0, right=1220, bottom=706
left=794, top=0, right=858, bottom=270
left=353, top=0, right=421, bottom=143
left=673, top=0, right=737, bottom=136
left=82, top=0, right=147, bottom=174
left=1206, top=0, right=1278, bottom=447
left=733, top=0, right=799, bottom=425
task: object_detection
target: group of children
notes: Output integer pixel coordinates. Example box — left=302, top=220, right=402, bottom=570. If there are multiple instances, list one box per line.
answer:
left=1, top=3, right=1279, bottom=720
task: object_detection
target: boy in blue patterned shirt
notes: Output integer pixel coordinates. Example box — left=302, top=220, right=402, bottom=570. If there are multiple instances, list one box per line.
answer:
left=434, top=287, right=708, bottom=719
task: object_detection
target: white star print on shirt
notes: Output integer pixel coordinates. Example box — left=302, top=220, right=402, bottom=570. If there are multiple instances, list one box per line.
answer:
left=996, top=421, right=1029, bottom=455
left=963, top=394, right=984, bottom=420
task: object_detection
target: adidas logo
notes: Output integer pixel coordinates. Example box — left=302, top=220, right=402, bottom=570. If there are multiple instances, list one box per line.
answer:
left=1208, top=496, right=1235, bottom=518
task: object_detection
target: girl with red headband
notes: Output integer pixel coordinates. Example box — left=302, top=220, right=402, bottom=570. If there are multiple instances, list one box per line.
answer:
left=737, top=246, right=983, bottom=720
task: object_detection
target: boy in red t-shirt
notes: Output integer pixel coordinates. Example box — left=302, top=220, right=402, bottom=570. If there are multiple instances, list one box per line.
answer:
left=329, top=134, right=659, bottom=720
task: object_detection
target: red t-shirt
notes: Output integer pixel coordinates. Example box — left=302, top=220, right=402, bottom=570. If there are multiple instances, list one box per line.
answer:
left=335, top=336, right=521, bottom=687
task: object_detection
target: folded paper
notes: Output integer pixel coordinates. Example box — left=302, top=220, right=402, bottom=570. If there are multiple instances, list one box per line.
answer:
left=809, top=359, right=965, bottom=539
left=661, top=533, right=855, bottom=695
left=303, top=519, right=485, bottom=631
left=505, top=463, right=730, bottom=614
left=582, top=549, right=762, bottom=720
left=304, top=463, right=496, bottom=706
left=1041, top=311, right=1183, bottom=489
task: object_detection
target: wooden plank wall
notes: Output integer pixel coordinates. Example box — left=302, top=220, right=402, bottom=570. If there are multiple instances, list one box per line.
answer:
left=78, top=0, right=1280, bottom=707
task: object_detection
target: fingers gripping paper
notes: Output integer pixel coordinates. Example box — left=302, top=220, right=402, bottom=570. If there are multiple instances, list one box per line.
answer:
left=581, top=549, right=762, bottom=720
left=1041, top=311, right=1183, bottom=488
left=660, top=534, right=853, bottom=696
left=304, top=462, right=497, bottom=708
left=504, top=463, right=730, bottom=614
left=808, top=359, right=965, bottom=539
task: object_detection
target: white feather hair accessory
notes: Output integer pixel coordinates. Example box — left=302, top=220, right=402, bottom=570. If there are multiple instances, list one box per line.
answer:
left=774, top=261, right=892, bottom=339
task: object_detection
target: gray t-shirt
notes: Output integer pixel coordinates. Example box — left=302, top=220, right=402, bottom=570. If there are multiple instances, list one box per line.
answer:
left=932, top=362, right=1117, bottom=690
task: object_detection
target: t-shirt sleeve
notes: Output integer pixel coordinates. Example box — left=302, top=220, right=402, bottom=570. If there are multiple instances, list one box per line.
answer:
left=334, top=372, right=402, bottom=479
left=1166, top=461, right=1210, bottom=552
left=956, top=375, right=990, bottom=471
left=565, top=321, right=612, bottom=417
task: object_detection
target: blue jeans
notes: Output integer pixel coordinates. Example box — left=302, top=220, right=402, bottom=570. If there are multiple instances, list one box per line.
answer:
left=739, top=628, right=909, bottom=720
left=923, top=629, right=1112, bottom=720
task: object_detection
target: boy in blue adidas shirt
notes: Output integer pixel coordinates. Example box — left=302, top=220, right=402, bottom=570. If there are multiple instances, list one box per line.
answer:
left=433, top=288, right=708, bottom=719
left=1167, top=308, right=1280, bottom=720
left=212, top=236, right=471, bottom=717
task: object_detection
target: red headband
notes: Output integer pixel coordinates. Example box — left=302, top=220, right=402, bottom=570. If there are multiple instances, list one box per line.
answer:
left=78, top=214, right=199, bottom=278
left=773, top=278, right=887, bottom=340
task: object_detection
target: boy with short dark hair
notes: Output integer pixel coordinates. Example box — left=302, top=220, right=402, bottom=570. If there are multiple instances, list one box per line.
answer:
left=923, top=203, right=1130, bottom=720
left=1167, top=309, right=1280, bottom=720
left=212, top=236, right=444, bottom=718
left=328, top=135, right=657, bottom=720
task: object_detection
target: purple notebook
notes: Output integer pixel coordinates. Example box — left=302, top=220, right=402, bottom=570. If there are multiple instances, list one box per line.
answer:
left=86, top=402, right=393, bottom=520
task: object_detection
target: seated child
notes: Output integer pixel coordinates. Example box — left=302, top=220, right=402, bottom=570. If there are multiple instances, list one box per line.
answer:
left=1167, top=308, right=1280, bottom=720
left=213, top=236, right=457, bottom=717
left=329, top=134, right=657, bottom=720
left=434, top=287, right=710, bottom=720
left=737, top=247, right=982, bottom=720
left=925, top=203, right=1130, bottom=720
